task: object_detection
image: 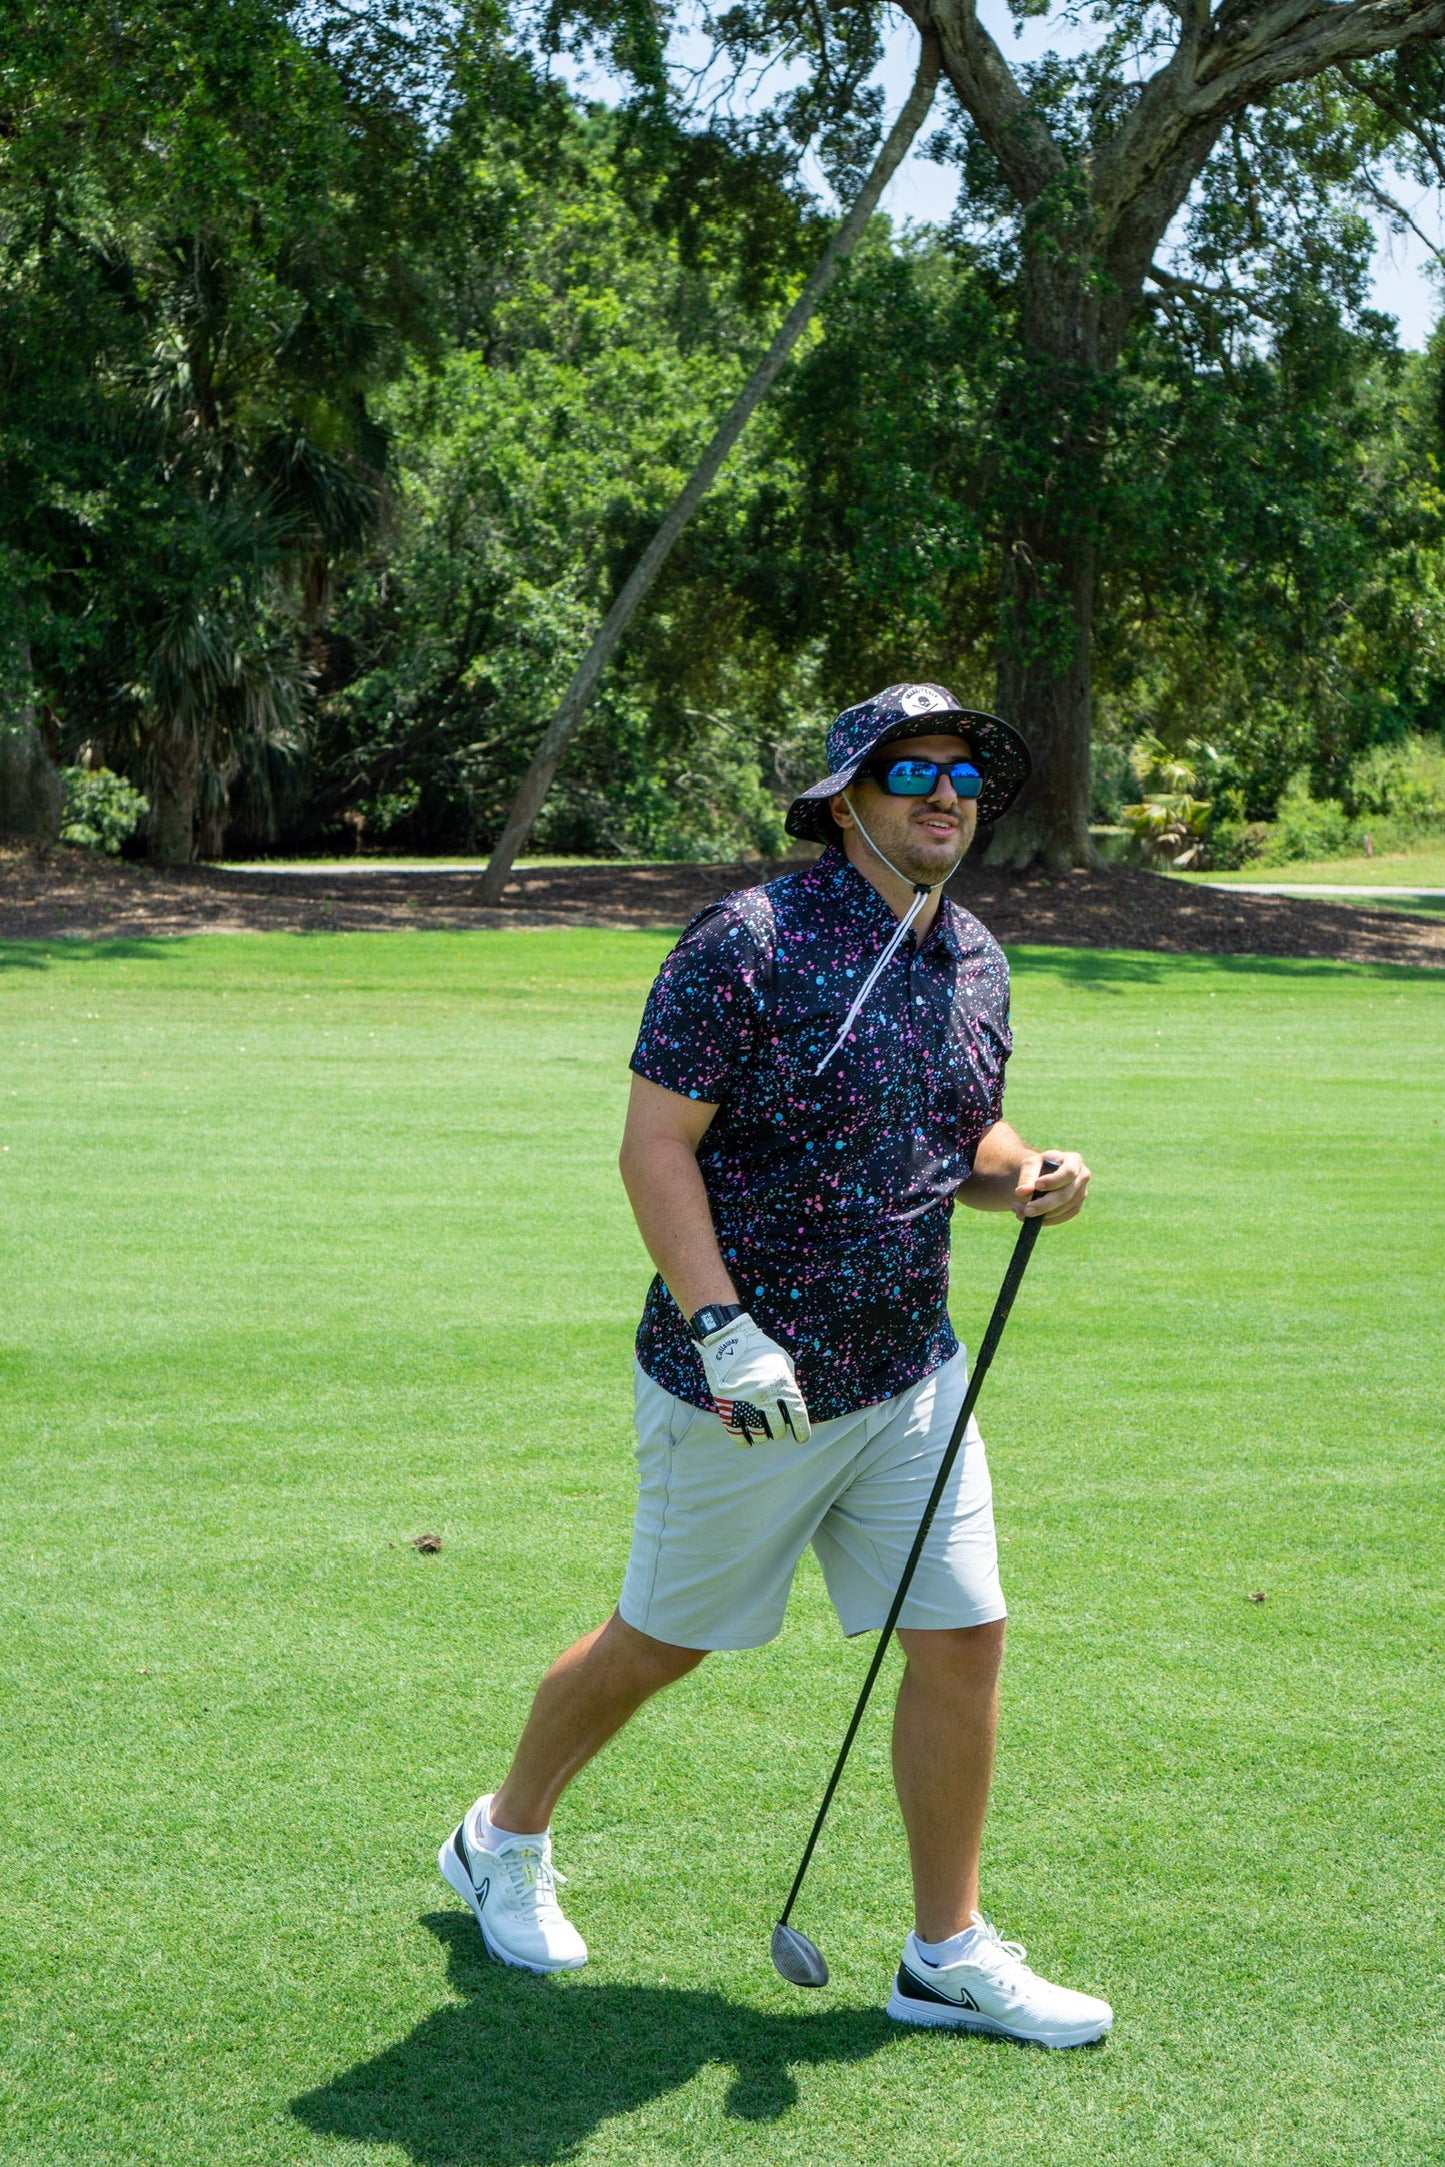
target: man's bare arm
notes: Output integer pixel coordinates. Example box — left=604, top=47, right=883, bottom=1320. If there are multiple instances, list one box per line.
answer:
left=960, top=1120, right=1090, bottom=1224
left=618, top=1073, right=740, bottom=1317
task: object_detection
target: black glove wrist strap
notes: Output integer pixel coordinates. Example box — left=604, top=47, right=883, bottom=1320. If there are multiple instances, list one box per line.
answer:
left=690, top=1302, right=747, bottom=1343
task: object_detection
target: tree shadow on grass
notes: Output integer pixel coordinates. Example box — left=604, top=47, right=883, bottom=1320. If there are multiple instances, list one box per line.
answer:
left=0, top=937, right=177, bottom=970
left=292, top=1911, right=897, bottom=2166
left=1004, top=941, right=1445, bottom=988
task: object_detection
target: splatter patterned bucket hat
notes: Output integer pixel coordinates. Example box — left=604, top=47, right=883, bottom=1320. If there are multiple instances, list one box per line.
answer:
left=785, top=682, right=1031, bottom=843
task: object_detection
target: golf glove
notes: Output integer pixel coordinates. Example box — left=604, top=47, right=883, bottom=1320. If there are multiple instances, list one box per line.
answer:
left=697, top=1313, right=811, bottom=1446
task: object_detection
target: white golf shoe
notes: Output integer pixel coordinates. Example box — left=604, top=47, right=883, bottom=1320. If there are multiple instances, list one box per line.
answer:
left=887, top=1915, right=1112, bottom=2048
left=438, top=1794, right=588, bottom=1973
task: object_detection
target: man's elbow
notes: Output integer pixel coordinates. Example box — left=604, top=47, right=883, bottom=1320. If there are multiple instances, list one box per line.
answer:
left=619, top=1127, right=690, bottom=1196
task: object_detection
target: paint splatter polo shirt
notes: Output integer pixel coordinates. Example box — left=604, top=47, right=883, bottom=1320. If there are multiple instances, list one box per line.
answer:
left=629, top=845, right=1012, bottom=1423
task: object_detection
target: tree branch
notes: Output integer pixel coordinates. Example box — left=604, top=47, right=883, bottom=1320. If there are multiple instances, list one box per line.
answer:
left=1197, top=0, right=1445, bottom=111
left=1144, top=260, right=1278, bottom=315
left=1336, top=58, right=1445, bottom=186
left=897, top=0, right=1065, bottom=204
left=1359, top=171, right=1445, bottom=261
left=1094, top=0, right=1445, bottom=221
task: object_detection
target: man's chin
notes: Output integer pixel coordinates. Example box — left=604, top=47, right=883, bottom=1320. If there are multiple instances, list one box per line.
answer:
left=902, top=835, right=969, bottom=885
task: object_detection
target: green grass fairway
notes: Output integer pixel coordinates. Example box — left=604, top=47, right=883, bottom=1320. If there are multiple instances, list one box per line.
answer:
left=2, top=931, right=1441, bottom=2167
left=1179, top=842, right=1445, bottom=887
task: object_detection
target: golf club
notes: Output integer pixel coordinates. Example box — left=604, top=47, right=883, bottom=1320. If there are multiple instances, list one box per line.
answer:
left=770, top=1158, right=1061, bottom=1989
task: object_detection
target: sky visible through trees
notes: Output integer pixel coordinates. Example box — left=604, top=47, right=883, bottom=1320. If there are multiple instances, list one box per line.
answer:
left=557, top=4, right=1443, bottom=345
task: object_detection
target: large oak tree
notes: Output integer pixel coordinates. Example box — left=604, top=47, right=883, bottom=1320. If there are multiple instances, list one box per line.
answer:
left=531, top=0, right=1445, bottom=867
left=888, top=0, right=1445, bottom=863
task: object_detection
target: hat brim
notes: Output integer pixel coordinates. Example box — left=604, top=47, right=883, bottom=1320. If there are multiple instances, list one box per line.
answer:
left=785, top=709, right=1031, bottom=842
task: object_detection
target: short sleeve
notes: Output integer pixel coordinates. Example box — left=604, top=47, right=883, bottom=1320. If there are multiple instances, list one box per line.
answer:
left=987, top=993, right=1012, bottom=1125
left=630, top=900, right=771, bottom=1106
left=949, top=909, right=1012, bottom=1136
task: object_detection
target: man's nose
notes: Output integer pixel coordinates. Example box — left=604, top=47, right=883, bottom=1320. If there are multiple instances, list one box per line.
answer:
left=927, top=772, right=959, bottom=806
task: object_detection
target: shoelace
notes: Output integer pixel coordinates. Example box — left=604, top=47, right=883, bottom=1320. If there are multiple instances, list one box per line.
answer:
left=968, top=1913, right=1031, bottom=1975
left=498, top=1840, right=567, bottom=1915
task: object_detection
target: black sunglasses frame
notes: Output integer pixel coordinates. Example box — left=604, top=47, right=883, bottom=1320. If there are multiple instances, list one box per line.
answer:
left=862, top=756, right=984, bottom=800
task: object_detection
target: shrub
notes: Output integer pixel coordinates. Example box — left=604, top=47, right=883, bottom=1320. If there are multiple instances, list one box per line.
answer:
left=1090, top=741, right=1133, bottom=824
left=1264, top=776, right=1355, bottom=863
left=60, top=768, right=149, bottom=854
left=1120, top=733, right=1215, bottom=866
left=1344, top=734, right=1445, bottom=835
left=1206, top=818, right=1274, bottom=869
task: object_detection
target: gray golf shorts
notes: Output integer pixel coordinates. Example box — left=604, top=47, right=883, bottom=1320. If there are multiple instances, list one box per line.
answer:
left=618, top=1349, right=1005, bottom=1651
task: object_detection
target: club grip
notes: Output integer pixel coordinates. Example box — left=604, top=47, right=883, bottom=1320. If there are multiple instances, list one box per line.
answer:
left=1032, top=1152, right=1062, bottom=1199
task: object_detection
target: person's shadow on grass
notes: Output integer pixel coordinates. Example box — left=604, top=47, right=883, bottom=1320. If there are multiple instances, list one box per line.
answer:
left=292, top=1909, right=897, bottom=2166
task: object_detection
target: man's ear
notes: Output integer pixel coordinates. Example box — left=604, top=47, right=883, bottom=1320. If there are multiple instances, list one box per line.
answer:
left=829, top=790, right=855, bottom=830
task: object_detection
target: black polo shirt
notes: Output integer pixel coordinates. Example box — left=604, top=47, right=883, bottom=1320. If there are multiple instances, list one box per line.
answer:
left=629, top=846, right=1013, bottom=1422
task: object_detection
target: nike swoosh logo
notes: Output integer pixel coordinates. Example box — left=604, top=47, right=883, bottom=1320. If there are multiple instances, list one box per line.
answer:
left=898, top=1963, right=980, bottom=2010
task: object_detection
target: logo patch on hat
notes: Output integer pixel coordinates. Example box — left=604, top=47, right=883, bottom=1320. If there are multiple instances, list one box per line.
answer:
left=899, top=685, right=940, bottom=715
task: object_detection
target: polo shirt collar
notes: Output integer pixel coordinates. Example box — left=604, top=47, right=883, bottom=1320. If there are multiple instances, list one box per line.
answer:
left=812, top=843, right=960, bottom=956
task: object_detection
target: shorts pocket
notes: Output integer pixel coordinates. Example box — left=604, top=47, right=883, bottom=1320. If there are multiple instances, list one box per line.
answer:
left=668, top=1398, right=723, bottom=1450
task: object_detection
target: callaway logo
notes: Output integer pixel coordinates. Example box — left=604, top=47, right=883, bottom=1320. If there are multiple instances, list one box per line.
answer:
left=474, top=1874, right=490, bottom=1907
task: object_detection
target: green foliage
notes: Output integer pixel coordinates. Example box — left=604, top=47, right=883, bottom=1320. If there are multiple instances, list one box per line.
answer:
left=1344, top=731, right=1445, bottom=827
left=746, top=233, right=1006, bottom=703
left=5, top=4, right=1445, bottom=862
left=1255, top=775, right=1357, bottom=864
left=1096, top=306, right=1445, bottom=819
left=1117, top=736, right=1216, bottom=868
left=58, top=766, right=149, bottom=853
left=1, top=0, right=462, bottom=855
left=1088, top=741, right=1133, bottom=824
left=309, top=101, right=825, bottom=857
left=1207, top=733, right=1445, bottom=865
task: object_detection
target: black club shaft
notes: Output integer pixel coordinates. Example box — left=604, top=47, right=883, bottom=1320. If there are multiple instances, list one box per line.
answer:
left=776, top=1164, right=1057, bottom=1941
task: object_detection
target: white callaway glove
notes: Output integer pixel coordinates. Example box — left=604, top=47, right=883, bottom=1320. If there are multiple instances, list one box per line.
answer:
left=697, top=1312, right=811, bottom=1446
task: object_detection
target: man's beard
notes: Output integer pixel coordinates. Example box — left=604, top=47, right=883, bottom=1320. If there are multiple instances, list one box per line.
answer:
left=891, top=822, right=967, bottom=884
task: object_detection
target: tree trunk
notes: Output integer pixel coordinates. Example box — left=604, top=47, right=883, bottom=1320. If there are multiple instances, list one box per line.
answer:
left=0, top=658, right=63, bottom=846
left=989, top=523, right=1096, bottom=871
left=984, top=237, right=1106, bottom=872
left=150, top=745, right=199, bottom=863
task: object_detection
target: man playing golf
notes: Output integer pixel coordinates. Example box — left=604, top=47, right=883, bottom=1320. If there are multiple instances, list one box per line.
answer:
left=441, top=682, right=1113, bottom=2048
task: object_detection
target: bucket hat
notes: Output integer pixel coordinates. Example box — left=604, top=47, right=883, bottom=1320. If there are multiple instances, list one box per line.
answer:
left=785, top=682, right=1031, bottom=843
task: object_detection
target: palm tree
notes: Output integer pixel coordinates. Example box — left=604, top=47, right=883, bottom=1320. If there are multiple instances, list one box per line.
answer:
left=133, top=236, right=386, bottom=861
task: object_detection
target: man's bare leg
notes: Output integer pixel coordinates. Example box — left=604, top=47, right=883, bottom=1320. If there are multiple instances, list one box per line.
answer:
left=892, top=1620, right=1006, bottom=1941
left=490, top=1610, right=706, bottom=1834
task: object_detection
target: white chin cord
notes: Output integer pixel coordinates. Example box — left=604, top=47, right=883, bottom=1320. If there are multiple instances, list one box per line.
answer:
left=813, top=797, right=951, bottom=1076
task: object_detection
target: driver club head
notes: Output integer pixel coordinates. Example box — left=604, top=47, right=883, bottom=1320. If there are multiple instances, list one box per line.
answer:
left=771, top=1920, right=829, bottom=1988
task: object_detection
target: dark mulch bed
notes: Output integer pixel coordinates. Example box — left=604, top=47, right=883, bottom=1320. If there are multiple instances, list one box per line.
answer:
left=1, top=846, right=1440, bottom=967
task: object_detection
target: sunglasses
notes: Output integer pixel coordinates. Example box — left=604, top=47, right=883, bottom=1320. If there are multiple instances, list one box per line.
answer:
left=864, top=756, right=984, bottom=799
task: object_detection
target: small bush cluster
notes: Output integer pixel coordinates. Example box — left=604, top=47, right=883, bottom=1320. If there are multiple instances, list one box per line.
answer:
left=1111, top=732, right=1445, bottom=868
left=60, top=768, right=149, bottom=854
left=1210, top=738, right=1445, bottom=865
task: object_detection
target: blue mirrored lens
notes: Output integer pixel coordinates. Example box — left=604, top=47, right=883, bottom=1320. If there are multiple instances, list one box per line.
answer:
left=883, top=761, right=937, bottom=793
left=881, top=759, right=983, bottom=797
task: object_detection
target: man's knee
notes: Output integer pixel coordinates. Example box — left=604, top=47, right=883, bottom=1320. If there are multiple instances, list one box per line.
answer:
left=897, top=1618, right=1006, bottom=1694
left=603, top=1610, right=708, bottom=1690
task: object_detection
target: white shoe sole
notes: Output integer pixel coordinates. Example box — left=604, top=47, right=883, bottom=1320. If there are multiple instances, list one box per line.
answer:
left=437, top=1829, right=587, bottom=1975
left=886, top=1985, right=1109, bottom=2049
